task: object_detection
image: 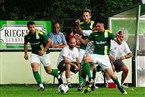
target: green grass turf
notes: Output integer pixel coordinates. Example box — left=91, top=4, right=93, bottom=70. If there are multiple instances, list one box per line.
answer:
left=0, top=85, right=145, bottom=97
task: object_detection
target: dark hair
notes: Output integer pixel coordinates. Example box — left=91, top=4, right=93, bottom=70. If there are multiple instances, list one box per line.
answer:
left=52, top=21, right=60, bottom=28
left=118, top=30, right=124, bottom=34
left=83, top=8, right=91, bottom=16
left=27, top=21, right=35, bottom=27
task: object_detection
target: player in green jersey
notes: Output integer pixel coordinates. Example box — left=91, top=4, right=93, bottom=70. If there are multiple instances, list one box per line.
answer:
left=75, top=8, right=97, bottom=91
left=24, top=21, right=62, bottom=91
left=77, top=20, right=127, bottom=94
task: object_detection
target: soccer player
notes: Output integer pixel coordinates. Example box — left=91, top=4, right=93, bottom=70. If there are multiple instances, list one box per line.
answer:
left=57, top=38, right=80, bottom=88
left=48, top=21, right=67, bottom=48
left=24, top=21, right=62, bottom=91
left=74, top=8, right=97, bottom=91
left=77, top=19, right=127, bottom=94
left=107, top=31, right=132, bottom=88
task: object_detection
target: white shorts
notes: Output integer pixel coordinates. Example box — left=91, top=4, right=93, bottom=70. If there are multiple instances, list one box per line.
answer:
left=31, top=53, right=51, bottom=67
left=89, top=54, right=112, bottom=71
left=79, top=49, right=86, bottom=62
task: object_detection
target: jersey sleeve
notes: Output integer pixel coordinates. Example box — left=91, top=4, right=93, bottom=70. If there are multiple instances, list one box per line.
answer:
left=108, top=31, right=115, bottom=40
left=24, top=36, right=28, bottom=44
left=88, top=33, right=94, bottom=41
left=60, top=33, right=67, bottom=44
left=40, top=32, right=49, bottom=42
left=124, top=41, right=131, bottom=53
left=62, top=47, right=68, bottom=57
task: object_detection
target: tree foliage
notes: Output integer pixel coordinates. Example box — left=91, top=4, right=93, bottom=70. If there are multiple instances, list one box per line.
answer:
left=0, top=0, right=133, bottom=29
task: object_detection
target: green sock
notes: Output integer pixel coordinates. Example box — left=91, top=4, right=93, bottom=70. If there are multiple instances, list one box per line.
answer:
left=33, top=71, right=42, bottom=84
left=113, top=77, right=121, bottom=88
left=83, top=62, right=91, bottom=78
left=78, top=71, right=83, bottom=85
left=51, top=69, right=59, bottom=77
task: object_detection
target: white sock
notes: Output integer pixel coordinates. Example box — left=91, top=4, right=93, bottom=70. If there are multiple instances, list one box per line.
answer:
left=66, top=78, right=71, bottom=84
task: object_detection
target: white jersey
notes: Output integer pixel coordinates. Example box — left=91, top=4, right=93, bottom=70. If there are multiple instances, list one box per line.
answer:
left=110, top=40, right=131, bottom=60
left=57, top=46, right=79, bottom=65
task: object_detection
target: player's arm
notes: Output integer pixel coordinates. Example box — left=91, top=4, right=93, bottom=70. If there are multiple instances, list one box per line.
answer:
left=24, top=36, right=29, bottom=60
left=44, top=38, right=52, bottom=52
left=75, top=19, right=83, bottom=35
left=76, top=57, right=81, bottom=70
left=63, top=56, right=77, bottom=67
left=109, top=55, right=116, bottom=62
left=24, top=44, right=28, bottom=60
left=52, top=42, right=67, bottom=48
left=38, top=32, right=52, bottom=55
left=74, top=34, right=89, bottom=45
left=120, top=52, right=132, bottom=60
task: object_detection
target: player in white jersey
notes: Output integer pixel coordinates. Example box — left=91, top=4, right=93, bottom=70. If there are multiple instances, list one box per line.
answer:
left=107, top=31, right=132, bottom=88
left=57, top=38, right=80, bottom=88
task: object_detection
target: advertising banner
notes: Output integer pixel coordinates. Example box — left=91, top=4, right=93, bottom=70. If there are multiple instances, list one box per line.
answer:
left=0, top=20, right=51, bottom=49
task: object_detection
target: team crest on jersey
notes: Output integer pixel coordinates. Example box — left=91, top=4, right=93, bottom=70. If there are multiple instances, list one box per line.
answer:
left=95, top=35, right=98, bottom=37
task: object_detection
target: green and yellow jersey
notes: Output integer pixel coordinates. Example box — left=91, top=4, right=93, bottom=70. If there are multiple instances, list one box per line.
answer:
left=24, top=30, right=50, bottom=55
left=88, top=30, right=115, bottom=55
left=80, top=20, right=94, bottom=50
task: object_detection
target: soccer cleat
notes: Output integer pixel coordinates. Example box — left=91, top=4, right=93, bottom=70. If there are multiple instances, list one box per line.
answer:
left=121, top=84, right=129, bottom=88
left=77, top=85, right=83, bottom=91
left=67, top=83, right=73, bottom=88
left=90, top=84, right=96, bottom=91
left=82, top=87, right=91, bottom=93
left=37, top=87, right=45, bottom=91
left=118, top=87, right=127, bottom=94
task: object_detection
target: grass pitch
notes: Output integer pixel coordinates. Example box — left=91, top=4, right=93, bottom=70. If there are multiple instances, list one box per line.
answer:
left=0, top=85, right=145, bottom=97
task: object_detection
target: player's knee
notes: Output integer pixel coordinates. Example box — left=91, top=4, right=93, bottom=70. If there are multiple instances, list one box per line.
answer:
left=83, top=56, right=90, bottom=62
left=122, top=66, right=128, bottom=73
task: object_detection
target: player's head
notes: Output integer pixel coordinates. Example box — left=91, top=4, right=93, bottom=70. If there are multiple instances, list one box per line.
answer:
left=27, top=21, right=36, bottom=34
left=52, top=21, right=60, bottom=34
left=68, top=37, right=76, bottom=49
left=95, top=19, right=105, bottom=32
left=82, top=8, right=91, bottom=23
left=117, top=31, right=125, bottom=42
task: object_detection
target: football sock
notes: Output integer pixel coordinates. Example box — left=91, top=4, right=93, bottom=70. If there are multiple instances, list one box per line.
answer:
left=51, top=69, right=59, bottom=77
left=78, top=71, right=83, bottom=85
left=66, top=78, right=71, bottom=84
left=33, top=71, right=42, bottom=84
left=113, top=77, right=121, bottom=88
left=83, top=62, right=91, bottom=79
left=92, top=69, right=97, bottom=80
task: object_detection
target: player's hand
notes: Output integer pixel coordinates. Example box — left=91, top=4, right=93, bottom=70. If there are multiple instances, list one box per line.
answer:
left=75, top=65, right=79, bottom=71
left=120, top=55, right=126, bottom=60
left=75, top=19, right=80, bottom=26
left=38, top=50, right=44, bottom=56
left=109, top=55, right=116, bottom=62
left=74, top=34, right=82, bottom=40
left=24, top=54, right=28, bottom=60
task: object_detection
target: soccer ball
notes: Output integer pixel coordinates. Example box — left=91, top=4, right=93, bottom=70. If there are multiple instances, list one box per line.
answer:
left=58, top=84, right=69, bottom=93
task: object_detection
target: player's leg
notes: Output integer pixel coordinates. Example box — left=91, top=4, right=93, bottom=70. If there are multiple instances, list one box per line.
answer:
left=97, top=55, right=127, bottom=94
left=65, top=63, right=73, bottom=88
left=78, top=49, right=85, bottom=90
left=41, top=54, right=63, bottom=85
left=114, top=60, right=128, bottom=88
left=105, top=63, right=115, bottom=87
left=31, top=54, right=44, bottom=91
left=121, top=65, right=128, bottom=87
left=105, top=68, right=127, bottom=94
left=83, top=55, right=94, bottom=82
left=31, top=63, right=44, bottom=90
